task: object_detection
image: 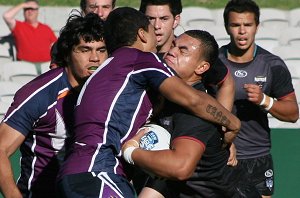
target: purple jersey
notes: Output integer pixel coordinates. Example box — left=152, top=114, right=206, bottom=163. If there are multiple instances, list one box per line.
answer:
left=59, top=47, right=174, bottom=179
left=2, top=67, right=76, bottom=198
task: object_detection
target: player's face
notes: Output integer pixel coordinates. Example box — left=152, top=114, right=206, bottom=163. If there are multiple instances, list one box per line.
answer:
left=68, top=38, right=107, bottom=85
left=226, top=11, right=258, bottom=51
left=84, top=0, right=114, bottom=21
left=145, top=5, right=179, bottom=52
left=164, top=33, right=203, bottom=82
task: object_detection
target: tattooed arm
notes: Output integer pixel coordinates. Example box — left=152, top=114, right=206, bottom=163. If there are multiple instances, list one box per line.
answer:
left=158, top=76, right=241, bottom=134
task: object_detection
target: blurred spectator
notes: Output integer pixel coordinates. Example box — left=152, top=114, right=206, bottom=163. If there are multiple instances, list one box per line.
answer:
left=2, top=0, right=57, bottom=63
left=80, top=0, right=116, bottom=21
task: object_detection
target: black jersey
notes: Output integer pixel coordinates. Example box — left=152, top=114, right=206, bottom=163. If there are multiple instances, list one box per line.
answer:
left=219, top=45, right=295, bottom=159
left=155, top=82, right=252, bottom=198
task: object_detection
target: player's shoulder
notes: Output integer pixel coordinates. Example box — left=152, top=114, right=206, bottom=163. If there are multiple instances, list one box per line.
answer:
left=256, top=46, right=285, bottom=65
left=15, top=68, right=67, bottom=99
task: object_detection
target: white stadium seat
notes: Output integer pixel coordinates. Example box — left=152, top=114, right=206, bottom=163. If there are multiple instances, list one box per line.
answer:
left=279, top=27, right=300, bottom=47
left=260, top=8, right=289, bottom=30
left=0, top=101, right=11, bottom=118
left=0, top=43, right=13, bottom=65
left=181, top=7, right=216, bottom=29
left=0, top=61, right=38, bottom=84
left=255, top=27, right=281, bottom=53
left=206, top=26, right=230, bottom=47
left=43, top=6, right=80, bottom=36
left=0, top=81, right=22, bottom=104
left=288, top=8, right=300, bottom=27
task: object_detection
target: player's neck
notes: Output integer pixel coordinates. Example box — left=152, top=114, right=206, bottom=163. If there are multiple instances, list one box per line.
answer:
left=227, top=44, right=257, bottom=63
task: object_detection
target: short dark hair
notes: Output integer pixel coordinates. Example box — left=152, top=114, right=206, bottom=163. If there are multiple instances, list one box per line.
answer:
left=185, top=30, right=219, bottom=67
left=80, top=0, right=117, bottom=11
left=139, top=0, right=182, bottom=17
left=104, top=7, right=150, bottom=54
left=223, top=0, right=260, bottom=28
left=55, top=12, right=105, bottom=67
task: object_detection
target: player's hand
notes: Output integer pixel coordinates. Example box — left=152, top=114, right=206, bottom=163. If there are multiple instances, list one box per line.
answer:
left=243, top=84, right=264, bottom=105
left=227, top=143, right=238, bottom=166
left=121, top=127, right=148, bottom=152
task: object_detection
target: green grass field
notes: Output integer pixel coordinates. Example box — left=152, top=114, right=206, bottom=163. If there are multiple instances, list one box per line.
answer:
left=0, top=0, right=299, bottom=9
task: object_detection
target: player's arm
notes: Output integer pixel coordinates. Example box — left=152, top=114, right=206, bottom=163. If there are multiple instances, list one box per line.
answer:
left=268, top=94, right=299, bottom=122
left=0, top=123, right=25, bottom=198
left=159, top=76, right=241, bottom=134
left=214, top=72, right=238, bottom=149
left=123, top=130, right=204, bottom=180
left=215, top=72, right=235, bottom=111
left=244, top=84, right=299, bottom=122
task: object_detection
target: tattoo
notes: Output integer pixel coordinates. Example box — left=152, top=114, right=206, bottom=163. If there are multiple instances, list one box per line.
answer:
left=206, top=104, right=231, bottom=126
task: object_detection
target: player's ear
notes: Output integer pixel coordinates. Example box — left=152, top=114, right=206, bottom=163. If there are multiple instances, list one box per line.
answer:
left=173, top=14, right=180, bottom=29
left=137, top=28, right=147, bottom=43
left=195, top=61, right=210, bottom=75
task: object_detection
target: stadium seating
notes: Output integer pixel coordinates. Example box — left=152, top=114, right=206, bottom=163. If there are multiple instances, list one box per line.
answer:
left=279, top=27, right=300, bottom=47
left=288, top=8, right=300, bottom=27
left=0, top=61, right=38, bottom=84
left=260, top=8, right=289, bottom=30
left=0, top=43, right=13, bottom=65
left=0, top=100, right=11, bottom=118
left=181, top=7, right=216, bottom=29
left=39, top=61, right=51, bottom=74
left=0, top=81, right=22, bottom=105
left=255, top=27, right=281, bottom=53
left=206, top=26, right=230, bottom=47
left=43, top=6, right=80, bottom=36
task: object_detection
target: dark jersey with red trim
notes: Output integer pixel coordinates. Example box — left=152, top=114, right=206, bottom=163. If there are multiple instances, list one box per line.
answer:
left=160, top=82, right=228, bottom=180
left=154, top=82, right=249, bottom=197
left=219, top=45, right=295, bottom=159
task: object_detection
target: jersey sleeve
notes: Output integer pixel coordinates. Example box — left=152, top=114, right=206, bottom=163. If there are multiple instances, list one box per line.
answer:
left=171, top=112, right=216, bottom=147
left=3, top=88, right=47, bottom=136
left=269, top=58, right=294, bottom=99
left=137, top=53, right=175, bottom=91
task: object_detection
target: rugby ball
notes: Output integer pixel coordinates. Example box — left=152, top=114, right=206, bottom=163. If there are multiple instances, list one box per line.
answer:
left=139, top=124, right=171, bottom=151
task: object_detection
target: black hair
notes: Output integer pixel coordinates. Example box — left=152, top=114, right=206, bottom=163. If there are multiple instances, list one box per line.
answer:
left=55, top=11, right=105, bottom=67
left=80, top=0, right=117, bottom=11
left=185, top=30, right=219, bottom=67
left=223, top=0, right=260, bottom=28
left=104, top=7, right=150, bottom=54
left=139, top=0, right=182, bottom=17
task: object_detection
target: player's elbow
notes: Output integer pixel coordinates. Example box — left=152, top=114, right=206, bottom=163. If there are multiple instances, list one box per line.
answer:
left=170, top=161, right=195, bottom=181
left=290, top=112, right=299, bottom=123
left=174, top=167, right=194, bottom=181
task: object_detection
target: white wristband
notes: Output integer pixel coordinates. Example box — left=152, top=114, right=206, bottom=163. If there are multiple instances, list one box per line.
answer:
left=123, top=146, right=137, bottom=165
left=265, top=97, right=274, bottom=111
left=259, top=93, right=266, bottom=106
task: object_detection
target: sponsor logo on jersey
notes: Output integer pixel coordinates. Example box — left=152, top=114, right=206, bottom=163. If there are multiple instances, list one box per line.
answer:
left=234, top=70, right=247, bottom=77
left=255, top=76, right=267, bottom=88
